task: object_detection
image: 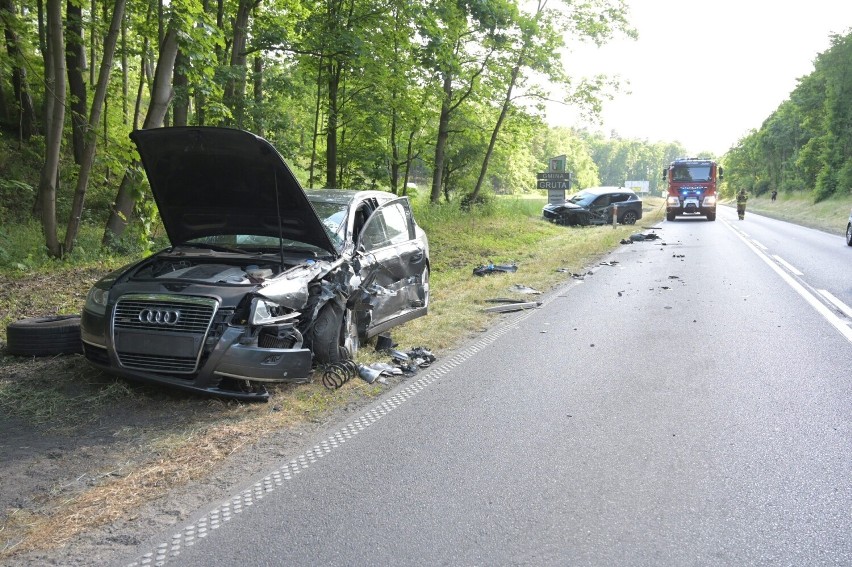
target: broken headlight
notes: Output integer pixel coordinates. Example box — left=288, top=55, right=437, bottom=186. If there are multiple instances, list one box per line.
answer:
left=250, top=297, right=300, bottom=326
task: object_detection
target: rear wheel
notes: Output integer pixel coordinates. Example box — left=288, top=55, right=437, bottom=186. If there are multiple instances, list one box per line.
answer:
left=620, top=210, right=638, bottom=225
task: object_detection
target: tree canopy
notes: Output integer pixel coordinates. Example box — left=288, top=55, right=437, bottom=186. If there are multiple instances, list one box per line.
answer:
left=0, top=0, right=639, bottom=256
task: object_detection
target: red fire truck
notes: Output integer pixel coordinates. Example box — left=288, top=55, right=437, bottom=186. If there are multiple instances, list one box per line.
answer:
left=662, top=158, right=723, bottom=221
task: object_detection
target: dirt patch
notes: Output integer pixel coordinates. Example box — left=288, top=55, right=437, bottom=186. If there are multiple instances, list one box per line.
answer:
left=0, top=350, right=387, bottom=566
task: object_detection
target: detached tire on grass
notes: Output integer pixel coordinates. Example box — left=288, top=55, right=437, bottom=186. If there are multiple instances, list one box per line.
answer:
left=5, top=315, right=83, bottom=356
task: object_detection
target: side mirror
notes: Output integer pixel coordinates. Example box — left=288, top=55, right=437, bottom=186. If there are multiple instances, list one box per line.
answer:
left=662, top=169, right=668, bottom=181
left=718, top=167, right=724, bottom=180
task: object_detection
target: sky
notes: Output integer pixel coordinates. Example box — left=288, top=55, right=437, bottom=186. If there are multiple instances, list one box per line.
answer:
left=548, top=0, right=852, bottom=156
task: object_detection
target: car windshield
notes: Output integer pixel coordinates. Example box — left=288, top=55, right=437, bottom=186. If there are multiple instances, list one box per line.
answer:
left=308, top=200, right=349, bottom=249
left=567, top=190, right=598, bottom=207
left=184, top=235, right=330, bottom=255
left=672, top=165, right=711, bottom=182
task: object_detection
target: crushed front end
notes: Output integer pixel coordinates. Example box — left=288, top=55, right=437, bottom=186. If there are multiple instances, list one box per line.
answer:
left=81, top=253, right=350, bottom=401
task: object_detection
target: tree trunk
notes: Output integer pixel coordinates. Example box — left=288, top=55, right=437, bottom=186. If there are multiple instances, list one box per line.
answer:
left=222, top=0, right=255, bottom=127
left=32, top=0, right=48, bottom=217
left=66, top=0, right=87, bottom=164
left=1, top=0, right=37, bottom=142
left=252, top=55, right=263, bottom=136
left=402, top=130, right=416, bottom=196
left=309, top=57, right=323, bottom=188
left=389, top=99, right=399, bottom=195
left=430, top=72, right=452, bottom=204
left=102, top=26, right=178, bottom=246
left=326, top=60, right=341, bottom=188
left=38, top=0, right=65, bottom=258
left=470, top=59, right=522, bottom=201
left=172, top=49, right=188, bottom=126
left=64, top=0, right=126, bottom=255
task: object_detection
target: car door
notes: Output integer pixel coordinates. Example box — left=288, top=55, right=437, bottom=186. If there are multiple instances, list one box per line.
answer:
left=356, top=198, right=427, bottom=334
left=588, top=194, right=612, bottom=223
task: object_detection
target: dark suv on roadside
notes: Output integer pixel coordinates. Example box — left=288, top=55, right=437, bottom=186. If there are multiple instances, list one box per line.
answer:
left=543, top=186, right=643, bottom=226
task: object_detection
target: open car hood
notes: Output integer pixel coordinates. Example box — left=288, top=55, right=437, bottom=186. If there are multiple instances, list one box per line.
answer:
left=131, top=127, right=337, bottom=255
left=546, top=201, right=584, bottom=211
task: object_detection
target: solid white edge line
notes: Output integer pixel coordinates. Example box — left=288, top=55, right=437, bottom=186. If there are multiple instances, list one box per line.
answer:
left=818, top=289, right=852, bottom=319
left=723, top=220, right=852, bottom=344
left=772, top=254, right=804, bottom=276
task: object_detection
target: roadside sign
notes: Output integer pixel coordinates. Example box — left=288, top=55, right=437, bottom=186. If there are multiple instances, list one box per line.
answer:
left=541, top=157, right=571, bottom=204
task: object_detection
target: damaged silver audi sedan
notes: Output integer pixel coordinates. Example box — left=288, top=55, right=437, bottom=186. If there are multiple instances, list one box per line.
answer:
left=81, top=127, right=429, bottom=400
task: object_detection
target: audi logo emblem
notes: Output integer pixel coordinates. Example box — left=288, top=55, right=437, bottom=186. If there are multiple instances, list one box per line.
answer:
left=138, top=308, right=181, bottom=325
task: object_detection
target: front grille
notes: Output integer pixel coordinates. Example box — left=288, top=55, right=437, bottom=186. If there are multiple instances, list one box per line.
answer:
left=112, top=294, right=219, bottom=374
left=117, top=352, right=199, bottom=373
left=114, top=296, right=217, bottom=333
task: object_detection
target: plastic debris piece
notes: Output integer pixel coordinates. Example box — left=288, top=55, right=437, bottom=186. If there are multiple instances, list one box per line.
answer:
left=369, top=362, right=402, bottom=376
left=483, top=301, right=542, bottom=313
left=375, top=333, right=396, bottom=351
left=358, top=365, right=382, bottom=384
left=473, top=263, right=518, bottom=277
left=509, top=284, right=541, bottom=295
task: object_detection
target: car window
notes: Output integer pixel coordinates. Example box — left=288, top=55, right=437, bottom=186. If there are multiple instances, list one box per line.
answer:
left=610, top=194, right=631, bottom=204
left=568, top=191, right=596, bottom=206
left=592, top=195, right=611, bottom=208
left=361, top=215, right=389, bottom=250
left=360, top=201, right=412, bottom=251
left=382, top=203, right=411, bottom=245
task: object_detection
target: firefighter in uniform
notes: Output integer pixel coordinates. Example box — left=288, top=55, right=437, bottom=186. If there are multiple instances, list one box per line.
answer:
left=736, top=189, right=748, bottom=220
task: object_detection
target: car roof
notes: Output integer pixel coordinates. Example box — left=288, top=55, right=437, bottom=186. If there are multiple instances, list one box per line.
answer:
left=579, top=186, right=637, bottom=196
left=305, top=188, right=399, bottom=205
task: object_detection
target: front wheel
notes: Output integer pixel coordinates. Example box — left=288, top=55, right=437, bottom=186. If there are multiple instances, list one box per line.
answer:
left=846, top=223, right=852, bottom=246
left=706, top=213, right=716, bottom=221
left=620, top=210, right=638, bottom=225
left=666, top=212, right=676, bottom=222
left=310, top=302, right=357, bottom=364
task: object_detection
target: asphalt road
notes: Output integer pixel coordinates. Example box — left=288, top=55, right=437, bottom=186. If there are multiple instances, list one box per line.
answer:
left=123, top=205, right=852, bottom=567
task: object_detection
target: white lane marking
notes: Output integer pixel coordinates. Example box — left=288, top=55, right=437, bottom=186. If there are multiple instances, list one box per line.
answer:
left=723, top=219, right=852, bottom=344
left=752, top=239, right=767, bottom=250
left=819, top=290, right=852, bottom=319
left=772, top=255, right=804, bottom=276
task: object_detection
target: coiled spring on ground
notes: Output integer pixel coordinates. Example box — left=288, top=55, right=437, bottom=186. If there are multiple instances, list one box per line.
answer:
left=319, top=349, right=358, bottom=390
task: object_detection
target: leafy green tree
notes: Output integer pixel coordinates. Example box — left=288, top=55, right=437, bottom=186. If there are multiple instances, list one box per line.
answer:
left=813, top=33, right=852, bottom=201
left=418, top=0, right=513, bottom=204
left=0, top=0, right=37, bottom=141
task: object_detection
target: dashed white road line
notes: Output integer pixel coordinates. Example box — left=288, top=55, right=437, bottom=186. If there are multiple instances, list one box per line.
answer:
left=723, top=219, right=852, bottom=344
left=772, top=255, right=804, bottom=276
left=752, top=239, right=768, bottom=250
left=819, top=289, right=852, bottom=319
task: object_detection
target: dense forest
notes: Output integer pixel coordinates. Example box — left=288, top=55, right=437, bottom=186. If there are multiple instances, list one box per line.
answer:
left=0, top=0, right=848, bottom=261
left=725, top=31, right=852, bottom=201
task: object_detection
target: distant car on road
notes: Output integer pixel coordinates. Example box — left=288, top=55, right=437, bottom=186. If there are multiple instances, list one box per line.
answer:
left=543, top=187, right=642, bottom=226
